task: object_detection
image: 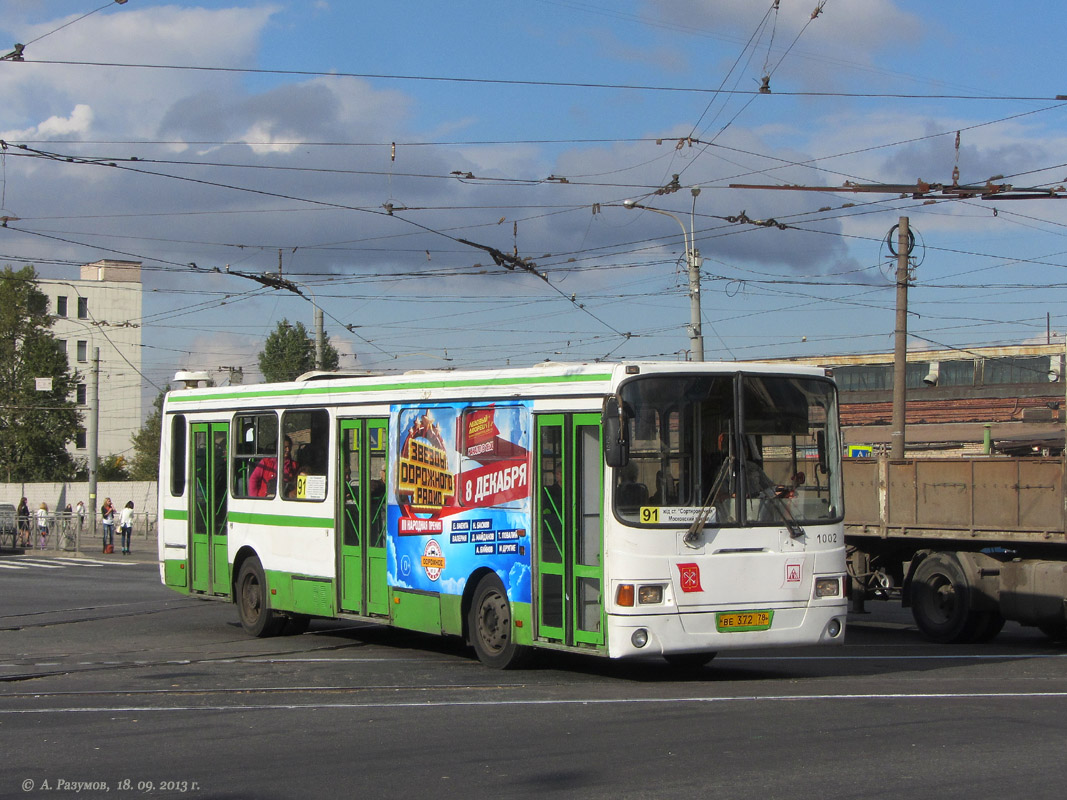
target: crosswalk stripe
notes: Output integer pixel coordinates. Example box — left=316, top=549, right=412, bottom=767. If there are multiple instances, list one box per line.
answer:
left=9, top=560, right=65, bottom=569
left=0, top=557, right=141, bottom=569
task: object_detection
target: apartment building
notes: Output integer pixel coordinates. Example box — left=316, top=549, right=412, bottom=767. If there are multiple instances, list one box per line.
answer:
left=39, top=260, right=144, bottom=462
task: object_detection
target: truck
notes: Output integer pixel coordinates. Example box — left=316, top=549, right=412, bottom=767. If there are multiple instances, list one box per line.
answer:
left=844, top=455, right=1067, bottom=643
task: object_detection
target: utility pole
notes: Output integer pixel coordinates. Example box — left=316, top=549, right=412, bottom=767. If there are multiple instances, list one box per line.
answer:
left=623, top=192, right=704, bottom=361
left=314, top=305, right=324, bottom=370
left=274, top=253, right=324, bottom=370
left=687, top=189, right=704, bottom=362
left=890, top=217, right=911, bottom=461
left=88, top=347, right=100, bottom=520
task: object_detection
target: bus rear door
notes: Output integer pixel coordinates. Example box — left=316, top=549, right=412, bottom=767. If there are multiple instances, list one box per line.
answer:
left=338, top=418, right=390, bottom=616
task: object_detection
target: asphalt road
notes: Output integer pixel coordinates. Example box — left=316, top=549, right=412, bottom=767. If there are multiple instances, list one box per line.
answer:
left=2, top=553, right=1067, bottom=799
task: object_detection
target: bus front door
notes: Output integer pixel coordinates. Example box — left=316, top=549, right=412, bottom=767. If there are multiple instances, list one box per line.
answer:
left=536, top=414, right=604, bottom=648
left=190, top=421, right=230, bottom=596
left=338, top=419, right=390, bottom=617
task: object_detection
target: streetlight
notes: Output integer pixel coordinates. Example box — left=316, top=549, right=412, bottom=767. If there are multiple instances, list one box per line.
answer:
left=623, top=189, right=705, bottom=361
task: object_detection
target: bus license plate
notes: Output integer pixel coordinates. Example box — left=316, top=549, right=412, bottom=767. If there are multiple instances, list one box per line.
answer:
left=716, top=610, right=773, bottom=632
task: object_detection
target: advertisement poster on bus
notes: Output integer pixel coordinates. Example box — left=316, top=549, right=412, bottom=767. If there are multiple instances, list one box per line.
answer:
left=387, top=401, right=533, bottom=603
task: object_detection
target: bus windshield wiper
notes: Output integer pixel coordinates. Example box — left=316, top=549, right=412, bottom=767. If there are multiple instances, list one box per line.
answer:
left=683, top=456, right=733, bottom=549
left=749, top=462, right=805, bottom=539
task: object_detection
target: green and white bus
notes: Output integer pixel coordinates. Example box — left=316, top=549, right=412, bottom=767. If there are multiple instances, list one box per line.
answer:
left=157, top=361, right=847, bottom=668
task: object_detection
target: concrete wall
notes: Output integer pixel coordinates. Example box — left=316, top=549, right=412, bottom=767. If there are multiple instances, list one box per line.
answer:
left=0, top=481, right=157, bottom=516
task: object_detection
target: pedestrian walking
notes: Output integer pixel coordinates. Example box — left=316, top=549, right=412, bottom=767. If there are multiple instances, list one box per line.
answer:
left=36, top=502, right=49, bottom=549
left=101, top=498, right=115, bottom=553
left=75, top=500, right=86, bottom=534
left=16, top=497, right=30, bottom=547
left=119, top=501, right=134, bottom=555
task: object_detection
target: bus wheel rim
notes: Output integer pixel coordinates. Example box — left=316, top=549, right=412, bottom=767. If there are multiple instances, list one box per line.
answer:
left=477, top=589, right=509, bottom=653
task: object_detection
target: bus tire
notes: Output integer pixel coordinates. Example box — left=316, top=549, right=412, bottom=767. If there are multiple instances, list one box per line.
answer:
left=236, top=557, right=283, bottom=638
left=469, top=574, right=531, bottom=669
left=910, top=552, right=987, bottom=644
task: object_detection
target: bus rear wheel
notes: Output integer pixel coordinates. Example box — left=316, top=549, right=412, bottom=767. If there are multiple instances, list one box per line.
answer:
left=469, top=575, right=531, bottom=669
left=237, top=557, right=283, bottom=638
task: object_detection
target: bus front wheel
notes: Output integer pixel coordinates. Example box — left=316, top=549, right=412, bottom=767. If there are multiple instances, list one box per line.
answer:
left=469, top=575, right=531, bottom=669
left=236, top=557, right=283, bottom=638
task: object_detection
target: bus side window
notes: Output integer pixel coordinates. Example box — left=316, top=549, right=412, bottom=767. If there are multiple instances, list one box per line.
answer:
left=283, top=408, right=330, bottom=502
left=170, top=414, right=186, bottom=496
left=232, top=413, right=279, bottom=499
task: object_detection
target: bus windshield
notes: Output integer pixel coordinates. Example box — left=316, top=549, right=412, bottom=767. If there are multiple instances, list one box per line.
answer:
left=613, top=373, right=842, bottom=527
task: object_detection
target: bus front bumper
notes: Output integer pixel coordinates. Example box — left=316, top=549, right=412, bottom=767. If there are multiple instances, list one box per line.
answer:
left=606, top=602, right=847, bottom=660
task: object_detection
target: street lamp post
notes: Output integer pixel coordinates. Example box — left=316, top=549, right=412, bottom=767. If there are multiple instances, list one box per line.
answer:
left=623, top=192, right=705, bottom=361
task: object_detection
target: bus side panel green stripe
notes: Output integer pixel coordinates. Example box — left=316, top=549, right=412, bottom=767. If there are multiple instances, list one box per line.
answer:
left=163, top=509, right=188, bottom=521
left=169, top=372, right=612, bottom=403
left=228, top=510, right=333, bottom=528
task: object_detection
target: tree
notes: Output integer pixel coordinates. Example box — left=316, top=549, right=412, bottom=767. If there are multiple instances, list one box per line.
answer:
left=128, top=387, right=166, bottom=481
left=0, top=266, right=81, bottom=481
left=97, top=454, right=130, bottom=481
left=257, top=318, right=339, bottom=382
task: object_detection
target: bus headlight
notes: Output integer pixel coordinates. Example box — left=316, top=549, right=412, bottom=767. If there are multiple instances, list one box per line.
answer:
left=638, top=585, right=664, bottom=604
left=631, top=628, right=649, bottom=648
left=814, top=577, right=841, bottom=598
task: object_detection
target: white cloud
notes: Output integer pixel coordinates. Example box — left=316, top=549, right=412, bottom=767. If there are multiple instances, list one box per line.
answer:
left=1, top=103, right=93, bottom=140
left=2, top=5, right=278, bottom=137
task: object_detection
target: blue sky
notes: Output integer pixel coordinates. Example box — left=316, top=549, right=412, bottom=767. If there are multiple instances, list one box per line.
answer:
left=2, top=0, right=1067, bottom=391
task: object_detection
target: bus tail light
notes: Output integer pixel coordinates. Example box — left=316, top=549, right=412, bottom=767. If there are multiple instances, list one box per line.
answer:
left=616, top=584, right=635, bottom=607
left=814, top=577, right=841, bottom=598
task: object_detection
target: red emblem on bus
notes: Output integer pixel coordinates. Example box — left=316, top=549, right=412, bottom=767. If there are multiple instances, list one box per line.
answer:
left=677, top=562, right=703, bottom=593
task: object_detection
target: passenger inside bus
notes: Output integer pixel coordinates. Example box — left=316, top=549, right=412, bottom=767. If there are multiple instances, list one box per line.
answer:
left=248, top=435, right=298, bottom=497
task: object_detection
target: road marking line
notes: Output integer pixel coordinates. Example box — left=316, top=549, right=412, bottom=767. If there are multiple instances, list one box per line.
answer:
left=5, top=691, right=1067, bottom=715
left=13, top=561, right=67, bottom=569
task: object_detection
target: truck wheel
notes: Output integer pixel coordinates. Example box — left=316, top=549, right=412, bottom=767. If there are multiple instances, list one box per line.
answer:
left=910, top=553, right=989, bottom=644
left=236, top=557, right=283, bottom=638
left=468, top=574, right=531, bottom=669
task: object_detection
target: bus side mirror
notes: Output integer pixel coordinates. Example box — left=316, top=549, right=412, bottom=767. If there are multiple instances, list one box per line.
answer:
left=816, top=430, right=827, bottom=474
left=603, top=395, right=629, bottom=468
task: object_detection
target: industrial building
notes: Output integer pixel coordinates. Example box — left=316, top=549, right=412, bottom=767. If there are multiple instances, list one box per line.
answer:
left=778, top=343, right=1066, bottom=456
